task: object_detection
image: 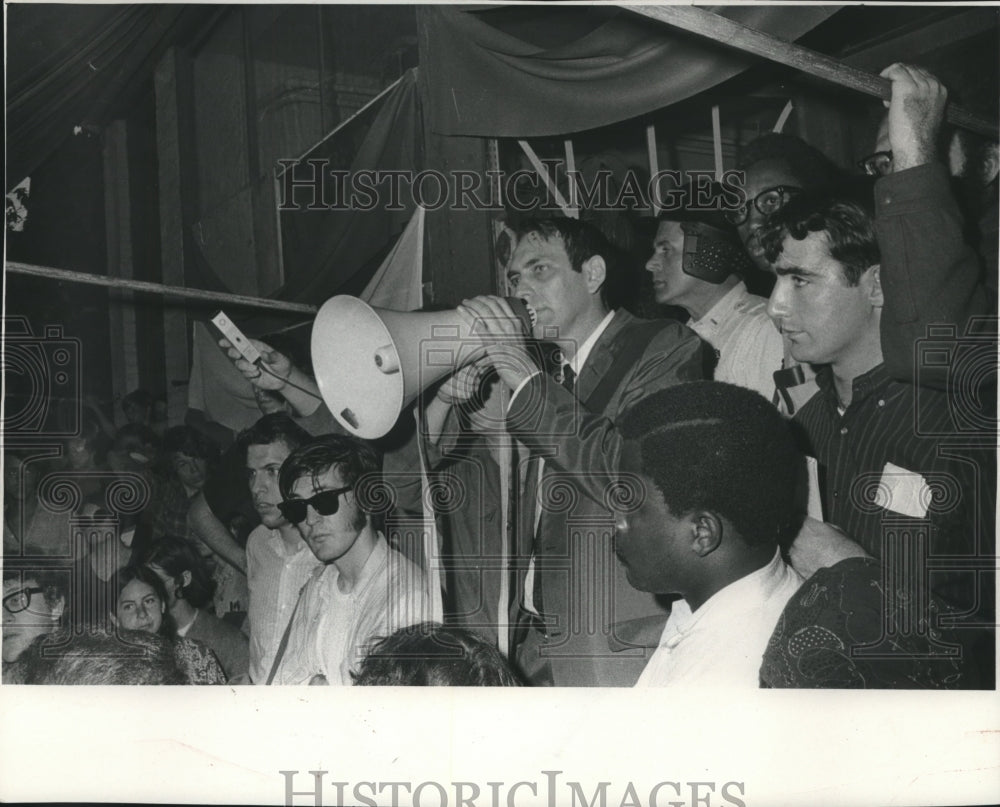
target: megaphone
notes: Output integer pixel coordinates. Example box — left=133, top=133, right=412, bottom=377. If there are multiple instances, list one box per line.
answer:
left=311, top=296, right=533, bottom=439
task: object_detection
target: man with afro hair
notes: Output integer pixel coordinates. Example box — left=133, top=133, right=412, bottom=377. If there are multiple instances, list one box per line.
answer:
left=613, top=381, right=804, bottom=687
left=733, top=133, right=845, bottom=274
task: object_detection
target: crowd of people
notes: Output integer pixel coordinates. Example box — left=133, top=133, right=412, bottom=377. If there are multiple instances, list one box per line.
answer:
left=3, top=63, right=996, bottom=688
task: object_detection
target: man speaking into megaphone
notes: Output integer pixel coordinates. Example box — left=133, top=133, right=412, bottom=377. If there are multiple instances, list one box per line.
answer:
left=456, top=216, right=709, bottom=687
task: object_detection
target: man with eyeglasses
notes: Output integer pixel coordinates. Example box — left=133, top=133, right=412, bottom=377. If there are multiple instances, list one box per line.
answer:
left=266, top=435, right=428, bottom=685
left=864, top=62, right=997, bottom=391
left=731, top=132, right=845, bottom=274
left=2, top=569, right=68, bottom=679
left=727, top=137, right=846, bottom=415
left=648, top=182, right=784, bottom=402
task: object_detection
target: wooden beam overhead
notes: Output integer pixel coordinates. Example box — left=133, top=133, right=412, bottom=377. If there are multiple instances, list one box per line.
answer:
left=625, top=5, right=998, bottom=138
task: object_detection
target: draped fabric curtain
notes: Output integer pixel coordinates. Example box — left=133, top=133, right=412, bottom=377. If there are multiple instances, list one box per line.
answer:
left=8, top=4, right=837, bottom=311
left=419, top=5, right=838, bottom=138
left=6, top=4, right=218, bottom=189
left=275, top=68, right=425, bottom=308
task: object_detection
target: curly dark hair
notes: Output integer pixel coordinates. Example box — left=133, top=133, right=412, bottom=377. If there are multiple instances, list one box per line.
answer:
left=352, top=622, right=521, bottom=686
left=619, top=381, right=806, bottom=548
left=736, top=133, right=846, bottom=189
left=759, top=183, right=879, bottom=286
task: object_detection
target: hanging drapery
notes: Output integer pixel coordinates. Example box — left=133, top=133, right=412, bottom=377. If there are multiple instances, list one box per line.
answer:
left=420, top=5, right=837, bottom=138
left=275, top=68, right=425, bottom=308
left=6, top=4, right=219, bottom=189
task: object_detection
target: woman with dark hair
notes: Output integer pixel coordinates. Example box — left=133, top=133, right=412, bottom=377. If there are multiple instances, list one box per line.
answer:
left=111, top=565, right=225, bottom=684
left=142, top=536, right=249, bottom=681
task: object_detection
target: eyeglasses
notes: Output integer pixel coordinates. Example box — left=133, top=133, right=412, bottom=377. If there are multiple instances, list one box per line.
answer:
left=857, top=150, right=893, bottom=177
left=2, top=587, right=45, bottom=615
left=724, top=185, right=802, bottom=225
left=278, top=486, right=353, bottom=525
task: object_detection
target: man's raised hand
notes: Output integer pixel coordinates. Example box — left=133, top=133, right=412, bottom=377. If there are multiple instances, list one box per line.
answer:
left=219, top=337, right=291, bottom=391
left=880, top=62, right=948, bottom=172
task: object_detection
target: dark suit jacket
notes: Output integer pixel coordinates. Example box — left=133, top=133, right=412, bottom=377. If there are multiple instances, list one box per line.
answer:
left=506, top=309, right=707, bottom=686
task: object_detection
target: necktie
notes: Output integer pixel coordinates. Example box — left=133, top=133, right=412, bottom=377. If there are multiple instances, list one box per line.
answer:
left=558, top=364, right=576, bottom=394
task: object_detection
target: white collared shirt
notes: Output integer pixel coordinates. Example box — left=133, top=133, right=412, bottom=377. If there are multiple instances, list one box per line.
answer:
left=688, top=281, right=784, bottom=401
left=272, top=535, right=429, bottom=685
left=636, top=549, right=803, bottom=687
left=245, top=524, right=324, bottom=684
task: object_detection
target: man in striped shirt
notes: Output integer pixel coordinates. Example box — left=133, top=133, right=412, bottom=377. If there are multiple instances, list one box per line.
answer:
left=762, top=190, right=993, bottom=618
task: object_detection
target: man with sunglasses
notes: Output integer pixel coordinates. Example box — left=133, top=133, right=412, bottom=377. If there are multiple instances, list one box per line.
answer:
left=267, top=435, right=428, bottom=685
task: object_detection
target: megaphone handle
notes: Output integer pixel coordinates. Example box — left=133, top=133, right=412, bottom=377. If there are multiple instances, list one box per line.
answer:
left=339, top=408, right=359, bottom=430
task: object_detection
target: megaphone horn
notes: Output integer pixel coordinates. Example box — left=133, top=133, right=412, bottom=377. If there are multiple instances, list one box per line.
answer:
left=311, top=296, right=533, bottom=439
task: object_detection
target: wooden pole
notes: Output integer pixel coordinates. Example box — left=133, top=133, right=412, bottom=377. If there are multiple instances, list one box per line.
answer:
left=711, top=104, right=723, bottom=180
left=626, top=5, right=999, bottom=139
left=645, top=123, right=660, bottom=216
left=5, top=261, right=318, bottom=315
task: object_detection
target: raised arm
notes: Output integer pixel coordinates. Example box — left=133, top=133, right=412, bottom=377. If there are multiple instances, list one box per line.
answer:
left=220, top=337, right=324, bottom=417
left=874, top=63, right=994, bottom=387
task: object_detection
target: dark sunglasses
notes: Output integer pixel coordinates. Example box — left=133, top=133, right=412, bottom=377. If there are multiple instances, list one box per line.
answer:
left=277, top=486, right=352, bottom=524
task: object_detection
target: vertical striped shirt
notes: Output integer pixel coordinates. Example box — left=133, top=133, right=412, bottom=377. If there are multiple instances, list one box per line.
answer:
left=792, top=363, right=994, bottom=610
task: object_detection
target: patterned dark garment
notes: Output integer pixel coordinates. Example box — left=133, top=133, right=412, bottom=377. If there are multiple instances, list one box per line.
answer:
left=760, top=557, right=989, bottom=689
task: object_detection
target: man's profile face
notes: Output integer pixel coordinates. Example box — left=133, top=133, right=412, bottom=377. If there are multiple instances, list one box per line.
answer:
left=247, top=440, right=293, bottom=529
left=288, top=465, right=366, bottom=564
left=737, top=158, right=802, bottom=272
left=645, top=220, right=703, bottom=310
left=612, top=441, right=688, bottom=595
left=766, top=231, right=879, bottom=368
left=506, top=231, right=600, bottom=343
